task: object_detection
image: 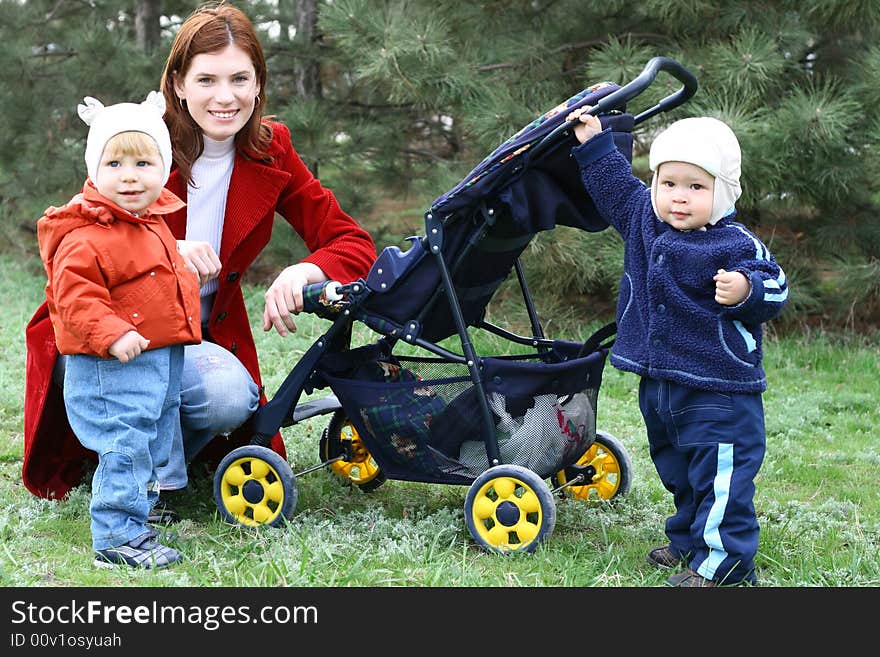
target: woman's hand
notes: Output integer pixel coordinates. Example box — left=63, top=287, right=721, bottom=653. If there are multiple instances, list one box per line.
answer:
left=109, top=330, right=150, bottom=363
left=176, top=240, right=222, bottom=286
left=714, top=269, right=750, bottom=306
left=262, top=262, right=327, bottom=336
left=566, top=106, right=603, bottom=144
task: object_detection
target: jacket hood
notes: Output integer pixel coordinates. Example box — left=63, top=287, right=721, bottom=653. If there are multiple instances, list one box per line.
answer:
left=37, top=179, right=185, bottom=265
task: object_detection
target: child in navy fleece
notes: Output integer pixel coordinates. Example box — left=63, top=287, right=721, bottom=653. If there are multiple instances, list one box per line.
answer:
left=568, top=109, right=788, bottom=586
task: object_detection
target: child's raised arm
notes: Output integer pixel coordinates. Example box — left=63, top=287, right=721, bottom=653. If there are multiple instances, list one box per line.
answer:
left=571, top=123, right=653, bottom=239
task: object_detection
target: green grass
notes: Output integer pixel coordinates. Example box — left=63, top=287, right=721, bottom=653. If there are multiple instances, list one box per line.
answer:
left=0, top=253, right=877, bottom=587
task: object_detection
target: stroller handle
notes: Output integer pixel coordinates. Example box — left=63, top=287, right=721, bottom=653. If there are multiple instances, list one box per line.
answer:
left=530, top=56, right=697, bottom=160
left=595, top=56, right=698, bottom=125
left=301, top=280, right=344, bottom=314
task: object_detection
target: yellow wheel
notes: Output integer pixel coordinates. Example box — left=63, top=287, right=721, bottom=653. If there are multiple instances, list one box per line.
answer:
left=319, top=410, right=386, bottom=491
left=213, top=445, right=297, bottom=527
left=464, top=464, right=556, bottom=554
left=552, top=430, right=632, bottom=502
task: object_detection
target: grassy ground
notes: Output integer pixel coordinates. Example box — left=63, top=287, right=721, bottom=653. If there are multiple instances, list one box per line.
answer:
left=0, top=253, right=878, bottom=588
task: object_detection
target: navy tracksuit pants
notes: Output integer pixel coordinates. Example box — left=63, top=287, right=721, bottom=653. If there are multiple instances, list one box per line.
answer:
left=639, top=377, right=766, bottom=584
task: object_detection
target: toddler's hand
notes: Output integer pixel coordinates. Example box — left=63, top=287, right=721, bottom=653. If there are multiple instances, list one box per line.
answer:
left=566, top=106, right=603, bottom=144
left=714, top=269, right=750, bottom=306
left=109, top=330, right=150, bottom=363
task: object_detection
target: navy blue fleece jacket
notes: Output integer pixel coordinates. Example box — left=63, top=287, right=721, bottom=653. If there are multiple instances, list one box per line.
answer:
left=572, top=129, right=788, bottom=393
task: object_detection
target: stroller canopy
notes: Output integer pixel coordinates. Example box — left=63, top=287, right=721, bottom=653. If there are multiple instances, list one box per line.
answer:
left=360, top=81, right=636, bottom=342
left=430, top=80, right=635, bottom=233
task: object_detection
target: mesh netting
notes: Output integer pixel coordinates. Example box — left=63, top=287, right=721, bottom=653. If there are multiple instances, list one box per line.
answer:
left=320, top=346, right=605, bottom=483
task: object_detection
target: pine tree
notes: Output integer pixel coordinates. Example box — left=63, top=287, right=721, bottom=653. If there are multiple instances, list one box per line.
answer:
left=2, top=0, right=878, bottom=328
left=0, top=0, right=175, bottom=249
left=302, top=0, right=880, bottom=329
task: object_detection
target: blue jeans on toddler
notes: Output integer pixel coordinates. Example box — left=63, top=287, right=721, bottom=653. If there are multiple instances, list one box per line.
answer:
left=638, top=377, right=766, bottom=585
left=63, top=345, right=184, bottom=551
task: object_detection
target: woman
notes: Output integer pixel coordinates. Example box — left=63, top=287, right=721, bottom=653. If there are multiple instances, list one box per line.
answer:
left=22, top=2, right=377, bottom=512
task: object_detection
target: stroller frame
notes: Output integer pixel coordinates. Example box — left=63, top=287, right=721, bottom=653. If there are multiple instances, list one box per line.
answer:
left=213, top=57, right=697, bottom=552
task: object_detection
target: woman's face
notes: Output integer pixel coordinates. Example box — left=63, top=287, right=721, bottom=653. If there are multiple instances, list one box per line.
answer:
left=174, top=44, right=260, bottom=142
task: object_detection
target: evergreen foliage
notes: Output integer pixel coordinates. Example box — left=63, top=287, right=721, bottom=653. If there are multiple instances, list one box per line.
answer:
left=1, top=0, right=878, bottom=329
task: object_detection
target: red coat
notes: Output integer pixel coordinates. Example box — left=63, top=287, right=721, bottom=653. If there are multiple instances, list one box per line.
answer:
left=23, top=120, right=377, bottom=499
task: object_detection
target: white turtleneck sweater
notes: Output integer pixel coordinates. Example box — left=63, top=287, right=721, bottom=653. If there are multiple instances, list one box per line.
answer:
left=185, top=135, right=235, bottom=321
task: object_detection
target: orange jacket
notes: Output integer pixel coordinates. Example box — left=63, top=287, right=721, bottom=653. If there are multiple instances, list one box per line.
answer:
left=37, top=180, right=201, bottom=357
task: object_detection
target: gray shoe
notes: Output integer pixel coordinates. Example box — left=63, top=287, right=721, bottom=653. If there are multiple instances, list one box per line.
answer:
left=94, top=529, right=182, bottom=569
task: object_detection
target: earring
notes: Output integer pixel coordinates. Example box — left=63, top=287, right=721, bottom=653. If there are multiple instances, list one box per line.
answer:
left=179, top=98, right=186, bottom=108
left=254, top=94, right=260, bottom=107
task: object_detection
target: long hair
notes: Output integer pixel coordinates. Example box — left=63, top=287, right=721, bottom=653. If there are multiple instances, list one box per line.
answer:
left=160, top=2, right=272, bottom=185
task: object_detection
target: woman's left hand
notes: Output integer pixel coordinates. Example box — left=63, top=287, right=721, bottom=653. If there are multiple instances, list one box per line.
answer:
left=262, top=262, right=327, bottom=336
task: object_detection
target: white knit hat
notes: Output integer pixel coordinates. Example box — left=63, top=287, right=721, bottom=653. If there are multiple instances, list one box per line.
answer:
left=648, top=117, right=742, bottom=225
left=77, top=91, right=172, bottom=186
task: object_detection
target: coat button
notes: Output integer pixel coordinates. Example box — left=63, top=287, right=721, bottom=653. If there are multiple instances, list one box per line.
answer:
left=216, top=311, right=228, bottom=322
left=230, top=343, right=237, bottom=354
left=658, top=304, right=666, bottom=313
left=226, top=272, right=239, bottom=282
left=132, top=312, right=139, bottom=318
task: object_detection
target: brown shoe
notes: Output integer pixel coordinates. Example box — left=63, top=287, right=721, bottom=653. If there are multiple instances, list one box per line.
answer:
left=646, top=545, right=684, bottom=570
left=666, top=568, right=716, bottom=587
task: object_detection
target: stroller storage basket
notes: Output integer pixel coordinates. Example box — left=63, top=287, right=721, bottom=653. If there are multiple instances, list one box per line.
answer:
left=320, top=341, right=607, bottom=484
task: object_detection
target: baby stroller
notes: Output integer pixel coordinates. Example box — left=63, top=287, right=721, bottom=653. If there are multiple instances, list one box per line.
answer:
left=213, top=57, right=698, bottom=553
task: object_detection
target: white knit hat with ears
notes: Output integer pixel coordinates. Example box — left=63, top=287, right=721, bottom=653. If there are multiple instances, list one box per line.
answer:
left=648, top=116, right=742, bottom=225
left=77, top=91, right=172, bottom=186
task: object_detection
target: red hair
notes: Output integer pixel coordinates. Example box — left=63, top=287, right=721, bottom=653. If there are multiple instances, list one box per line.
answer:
left=160, top=1, right=272, bottom=185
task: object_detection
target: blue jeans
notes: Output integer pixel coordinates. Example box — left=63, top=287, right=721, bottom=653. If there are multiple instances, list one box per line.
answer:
left=57, top=341, right=260, bottom=493
left=155, top=340, right=260, bottom=490
left=63, top=346, right=184, bottom=550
